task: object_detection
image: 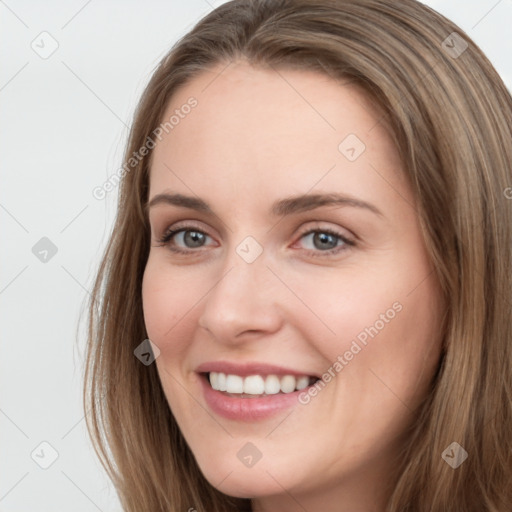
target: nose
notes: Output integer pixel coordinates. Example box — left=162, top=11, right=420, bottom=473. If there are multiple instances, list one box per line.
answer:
left=197, top=253, right=283, bottom=345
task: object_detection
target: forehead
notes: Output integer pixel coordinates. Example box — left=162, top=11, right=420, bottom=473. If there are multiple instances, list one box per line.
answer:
left=148, top=61, right=406, bottom=209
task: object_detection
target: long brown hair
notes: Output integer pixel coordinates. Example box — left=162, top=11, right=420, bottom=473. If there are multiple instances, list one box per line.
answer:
left=83, top=0, right=512, bottom=510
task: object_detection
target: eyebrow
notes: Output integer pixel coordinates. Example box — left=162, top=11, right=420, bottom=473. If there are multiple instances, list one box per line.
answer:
left=145, top=192, right=384, bottom=218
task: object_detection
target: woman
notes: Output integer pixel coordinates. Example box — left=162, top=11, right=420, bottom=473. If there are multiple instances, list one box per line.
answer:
left=84, top=0, right=512, bottom=510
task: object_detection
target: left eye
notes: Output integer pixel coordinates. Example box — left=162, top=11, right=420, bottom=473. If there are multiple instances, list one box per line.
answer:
left=294, top=228, right=354, bottom=255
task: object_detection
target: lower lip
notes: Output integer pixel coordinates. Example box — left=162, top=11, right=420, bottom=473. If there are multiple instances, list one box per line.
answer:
left=199, top=373, right=311, bottom=421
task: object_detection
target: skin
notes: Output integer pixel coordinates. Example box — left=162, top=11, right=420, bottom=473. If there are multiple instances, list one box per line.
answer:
left=142, top=59, right=445, bottom=512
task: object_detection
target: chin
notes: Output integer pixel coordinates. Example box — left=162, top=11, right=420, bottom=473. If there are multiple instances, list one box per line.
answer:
left=197, top=454, right=295, bottom=499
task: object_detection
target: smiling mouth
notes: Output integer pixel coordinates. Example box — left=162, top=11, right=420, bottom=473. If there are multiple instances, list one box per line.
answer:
left=202, top=372, right=320, bottom=398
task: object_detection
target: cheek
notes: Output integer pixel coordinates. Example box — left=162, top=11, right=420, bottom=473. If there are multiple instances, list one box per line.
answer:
left=382, top=277, right=443, bottom=391
left=284, top=262, right=405, bottom=364
left=302, top=249, right=443, bottom=399
left=141, top=259, right=196, bottom=358
left=141, top=261, right=203, bottom=419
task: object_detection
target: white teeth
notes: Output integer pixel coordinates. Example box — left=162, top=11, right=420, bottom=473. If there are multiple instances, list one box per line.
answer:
left=295, top=376, right=310, bottom=390
left=264, top=375, right=281, bottom=395
left=210, top=372, right=220, bottom=391
left=225, top=374, right=244, bottom=393
left=217, top=372, right=227, bottom=391
left=208, top=372, right=315, bottom=395
left=243, top=375, right=265, bottom=394
left=280, top=375, right=296, bottom=393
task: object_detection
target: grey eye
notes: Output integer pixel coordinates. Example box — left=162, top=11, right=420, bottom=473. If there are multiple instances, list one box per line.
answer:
left=300, top=231, right=344, bottom=251
left=177, top=230, right=208, bottom=248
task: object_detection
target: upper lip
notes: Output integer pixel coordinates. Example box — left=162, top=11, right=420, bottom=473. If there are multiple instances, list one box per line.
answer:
left=195, top=360, right=321, bottom=378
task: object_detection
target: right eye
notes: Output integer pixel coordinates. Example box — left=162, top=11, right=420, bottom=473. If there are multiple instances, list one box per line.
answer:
left=156, top=225, right=216, bottom=254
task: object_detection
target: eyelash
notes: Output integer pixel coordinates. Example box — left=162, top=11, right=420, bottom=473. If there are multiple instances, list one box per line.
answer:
left=156, top=223, right=355, bottom=258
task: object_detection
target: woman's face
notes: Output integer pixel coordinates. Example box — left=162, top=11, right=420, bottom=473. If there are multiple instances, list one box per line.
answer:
left=142, top=60, right=445, bottom=510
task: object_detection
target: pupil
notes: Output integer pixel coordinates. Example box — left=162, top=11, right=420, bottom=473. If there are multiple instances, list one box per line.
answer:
left=185, top=231, right=204, bottom=248
left=314, top=232, right=336, bottom=250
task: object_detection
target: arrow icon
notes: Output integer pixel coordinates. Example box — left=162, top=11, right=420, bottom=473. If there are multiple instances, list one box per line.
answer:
left=442, top=32, right=467, bottom=59
left=237, top=442, right=263, bottom=467
left=32, top=237, right=58, bottom=262
left=134, top=339, right=160, bottom=365
left=339, top=134, right=365, bottom=161
left=442, top=442, right=468, bottom=468
left=236, top=236, right=263, bottom=263
left=31, top=441, right=59, bottom=469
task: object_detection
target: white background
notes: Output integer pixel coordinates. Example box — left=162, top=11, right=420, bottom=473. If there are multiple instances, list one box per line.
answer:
left=1, top=0, right=511, bottom=510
